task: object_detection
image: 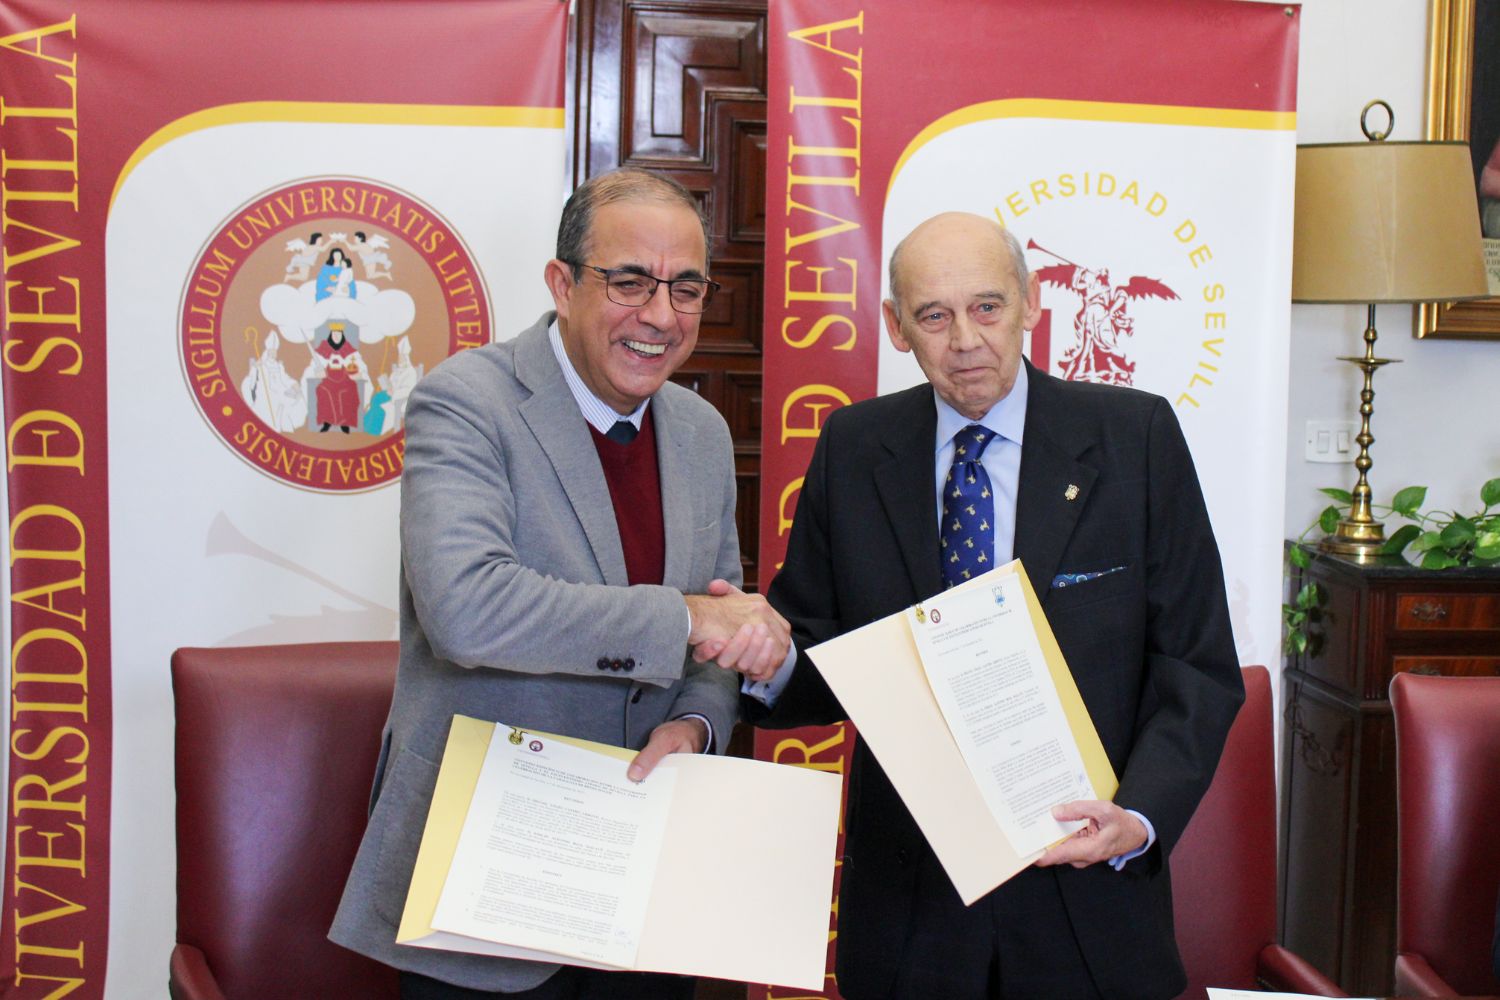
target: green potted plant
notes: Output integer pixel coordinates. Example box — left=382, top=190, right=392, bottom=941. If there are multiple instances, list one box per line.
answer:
left=1283, top=478, right=1500, bottom=655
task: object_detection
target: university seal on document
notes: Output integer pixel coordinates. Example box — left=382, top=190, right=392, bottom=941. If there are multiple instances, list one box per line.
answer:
left=178, top=177, right=492, bottom=492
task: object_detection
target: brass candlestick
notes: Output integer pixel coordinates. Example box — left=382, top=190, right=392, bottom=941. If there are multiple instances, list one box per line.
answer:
left=1320, top=304, right=1399, bottom=559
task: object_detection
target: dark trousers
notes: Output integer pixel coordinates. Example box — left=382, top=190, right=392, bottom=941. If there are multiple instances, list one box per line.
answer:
left=887, top=849, right=1105, bottom=1000
left=399, top=967, right=695, bottom=1000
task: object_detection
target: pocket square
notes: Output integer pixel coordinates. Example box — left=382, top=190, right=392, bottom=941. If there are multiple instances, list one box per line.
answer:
left=1051, top=565, right=1127, bottom=589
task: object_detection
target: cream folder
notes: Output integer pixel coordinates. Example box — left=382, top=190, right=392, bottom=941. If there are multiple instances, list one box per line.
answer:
left=805, top=559, right=1117, bottom=905
left=396, top=715, right=842, bottom=990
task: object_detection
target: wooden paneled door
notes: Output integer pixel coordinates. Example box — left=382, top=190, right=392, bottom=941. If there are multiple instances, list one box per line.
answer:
left=571, top=0, right=769, bottom=592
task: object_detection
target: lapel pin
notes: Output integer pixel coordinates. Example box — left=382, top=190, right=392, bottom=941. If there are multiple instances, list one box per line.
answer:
left=1065, top=484, right=1080, bottom=501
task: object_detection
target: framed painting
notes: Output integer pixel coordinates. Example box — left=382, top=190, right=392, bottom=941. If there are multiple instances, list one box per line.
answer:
left=1420, top=0, right=1500, bottom=337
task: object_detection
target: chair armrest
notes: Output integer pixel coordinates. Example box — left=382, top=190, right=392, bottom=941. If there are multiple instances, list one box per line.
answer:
left=169, top=944, right=226, bottom=1000
left=1394, top=951, right=1458, bottom=998
left=1256, top=943, right=1349, bottom=997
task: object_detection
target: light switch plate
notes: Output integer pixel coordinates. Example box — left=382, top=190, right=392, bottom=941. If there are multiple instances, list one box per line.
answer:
left=1305, top=420, right=1359, bottom=463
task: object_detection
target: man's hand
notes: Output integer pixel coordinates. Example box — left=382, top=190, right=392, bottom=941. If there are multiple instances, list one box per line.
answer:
left=626, top=717, right=708, bottom=782
left=684, top=579, right=791, bottom=683
left=1033, top=800, right=1147, bottom=869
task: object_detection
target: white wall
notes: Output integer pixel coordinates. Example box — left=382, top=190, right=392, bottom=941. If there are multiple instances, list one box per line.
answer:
left=1288, top=0, right=1500, bottom=536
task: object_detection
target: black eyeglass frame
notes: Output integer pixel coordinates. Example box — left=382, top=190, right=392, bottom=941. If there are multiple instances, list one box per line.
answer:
left=567, top=262, right=721, bottom=314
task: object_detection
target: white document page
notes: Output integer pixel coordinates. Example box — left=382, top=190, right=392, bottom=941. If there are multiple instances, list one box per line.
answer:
left=429, top=732, right=676, bottom=968
left=1207, top=992, right=1377, bottom=1000
left=630, top=752, right=839, bottom=987
left=906, top=574, right=1093, bottom=856
left=398, top=716, right=842, bottom=988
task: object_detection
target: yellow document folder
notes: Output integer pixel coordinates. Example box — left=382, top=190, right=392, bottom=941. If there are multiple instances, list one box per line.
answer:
left=396, top=716, right=842, bottom=990
left=805, top=559, right=1117, bottom=905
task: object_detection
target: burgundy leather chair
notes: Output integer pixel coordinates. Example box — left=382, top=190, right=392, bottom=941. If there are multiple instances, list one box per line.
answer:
left=1391, top=672, right=1500, bottom=997
left=171, top=642, right=400, bottom=1000
left=1169, top=666, right=1346, bottom=999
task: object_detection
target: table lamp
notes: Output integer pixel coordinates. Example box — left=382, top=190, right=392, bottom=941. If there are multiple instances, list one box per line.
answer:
left=1292, top=100, right=1489, bottom=559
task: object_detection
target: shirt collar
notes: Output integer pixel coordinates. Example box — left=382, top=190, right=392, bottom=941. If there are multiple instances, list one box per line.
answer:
left=933, top=362, right=1028, bottom=452
left=548, top=318, right=649, bottom=436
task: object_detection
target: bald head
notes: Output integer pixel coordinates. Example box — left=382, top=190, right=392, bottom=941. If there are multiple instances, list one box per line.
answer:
left=880, top=211, right=1042, bottom=420
left=887, top=212, right=1029, bottom=312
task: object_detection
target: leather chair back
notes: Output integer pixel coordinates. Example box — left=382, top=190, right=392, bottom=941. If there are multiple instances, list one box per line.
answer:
left=1170, top=665, right=1277, bottom=997
left=172, top=642, right=400, bottom=1000
left=1392, top=672, right=1500, bottom=995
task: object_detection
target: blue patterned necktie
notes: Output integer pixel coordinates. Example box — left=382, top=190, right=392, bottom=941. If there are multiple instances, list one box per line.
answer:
left=941, top=424, right=996, bottom=588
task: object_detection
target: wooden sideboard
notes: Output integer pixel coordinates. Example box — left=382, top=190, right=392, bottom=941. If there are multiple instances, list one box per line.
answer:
left=1279, top=546, right=1500, bottom=996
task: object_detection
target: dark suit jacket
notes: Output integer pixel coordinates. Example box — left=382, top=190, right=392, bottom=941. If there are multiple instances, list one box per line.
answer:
left=754, top=363, right=1243, bottom=1000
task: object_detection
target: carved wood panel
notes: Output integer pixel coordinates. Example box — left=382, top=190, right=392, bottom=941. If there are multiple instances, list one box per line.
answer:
left=574, top=0, right=769, bottom=591
left=575, top=10, right=772, bottom=995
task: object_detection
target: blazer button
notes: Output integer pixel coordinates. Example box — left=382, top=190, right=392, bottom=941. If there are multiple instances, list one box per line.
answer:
left=596, top=657, right=609, bottom=671
left=611, top=658, right=624, bottom=671
left=624, top=657, right=635, bottom=672
left=895, top=847, right=911, bottom=866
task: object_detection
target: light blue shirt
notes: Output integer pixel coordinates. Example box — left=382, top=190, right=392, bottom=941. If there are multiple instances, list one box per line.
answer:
left=932, top=363, right=1027, bottom=564
left=548, top=320, right=648, bottom=432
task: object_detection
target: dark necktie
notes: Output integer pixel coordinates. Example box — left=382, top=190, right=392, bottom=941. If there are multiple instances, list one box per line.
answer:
left=605, top=420, right=638, bottom=445
left=941, top=424, right=996, bottom=588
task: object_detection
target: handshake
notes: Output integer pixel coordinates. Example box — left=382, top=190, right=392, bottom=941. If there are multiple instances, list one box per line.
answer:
left=684, top=580, right=791, bottom=683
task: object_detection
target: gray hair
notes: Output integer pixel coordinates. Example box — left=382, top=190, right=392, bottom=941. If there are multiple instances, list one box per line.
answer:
left=555, top=168, right=710, bottom=277
left=886, top=219, right=1030, bottom=312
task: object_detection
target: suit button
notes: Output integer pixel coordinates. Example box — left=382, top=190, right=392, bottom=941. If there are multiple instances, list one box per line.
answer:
left=895, top=848, right=911, bottom=866
left=611, top=658, right=623, bottom=671
left=631, top=688, right=643, bottom=704
left=624, top=658, right=635, bottom=672
left=596, top=657, right=609, bottom=671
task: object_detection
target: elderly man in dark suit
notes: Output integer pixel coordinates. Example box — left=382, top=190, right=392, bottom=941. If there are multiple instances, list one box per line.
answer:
left=743, top=211, right=1243, bottom=1000
left=332, top=168, right=789, bottom=999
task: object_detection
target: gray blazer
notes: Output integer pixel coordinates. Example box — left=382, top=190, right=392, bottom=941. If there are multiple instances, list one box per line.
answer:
left=330, top=313, right=741, bottom=991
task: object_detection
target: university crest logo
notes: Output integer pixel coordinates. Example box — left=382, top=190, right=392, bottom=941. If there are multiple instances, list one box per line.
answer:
left=991, top=168, right=1226, bottom=409
left=179, top=177, right=491, bottom=492
left=1028, top=239, right=1179, bottom=388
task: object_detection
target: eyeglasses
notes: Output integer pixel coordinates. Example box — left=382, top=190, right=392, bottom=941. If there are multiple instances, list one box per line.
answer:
left=570, top=263, right=720, bottom=314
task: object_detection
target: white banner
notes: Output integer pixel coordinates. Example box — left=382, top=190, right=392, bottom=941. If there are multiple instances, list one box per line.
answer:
left=880, top=104, right=1295, bottom=669
left=104, top=110, right=565, bottom=999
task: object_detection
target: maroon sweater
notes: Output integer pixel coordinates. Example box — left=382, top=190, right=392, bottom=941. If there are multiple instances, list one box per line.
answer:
left=588, top=409, right=665, bottom=586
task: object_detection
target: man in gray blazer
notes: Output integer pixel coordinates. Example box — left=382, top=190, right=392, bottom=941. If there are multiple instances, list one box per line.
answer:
left=331, top=168, right=788, bottom=999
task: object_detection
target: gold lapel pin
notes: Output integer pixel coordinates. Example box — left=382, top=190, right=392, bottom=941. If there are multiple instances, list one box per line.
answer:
left=1065, top=484, right=1080, bottom=501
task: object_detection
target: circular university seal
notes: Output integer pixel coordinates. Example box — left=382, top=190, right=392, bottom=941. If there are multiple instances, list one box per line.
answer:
left=179, top=177, right=491, bottom=492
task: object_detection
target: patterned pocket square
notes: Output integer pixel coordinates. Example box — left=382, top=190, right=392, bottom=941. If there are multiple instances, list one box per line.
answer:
left=1051, top=565, right=1127, bottom=589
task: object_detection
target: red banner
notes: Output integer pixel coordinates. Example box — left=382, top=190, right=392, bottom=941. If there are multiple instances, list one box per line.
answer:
left=0, top=2, right=565, bottom=995
left=756, top=3, right=1299, bottom=997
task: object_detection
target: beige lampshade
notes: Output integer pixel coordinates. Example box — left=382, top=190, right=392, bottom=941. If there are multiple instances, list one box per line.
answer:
left=1292, top=140, right=1489, bottom=303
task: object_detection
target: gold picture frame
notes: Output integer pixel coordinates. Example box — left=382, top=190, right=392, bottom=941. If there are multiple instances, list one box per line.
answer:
left=1419, top=0, right=1500, bottom=338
